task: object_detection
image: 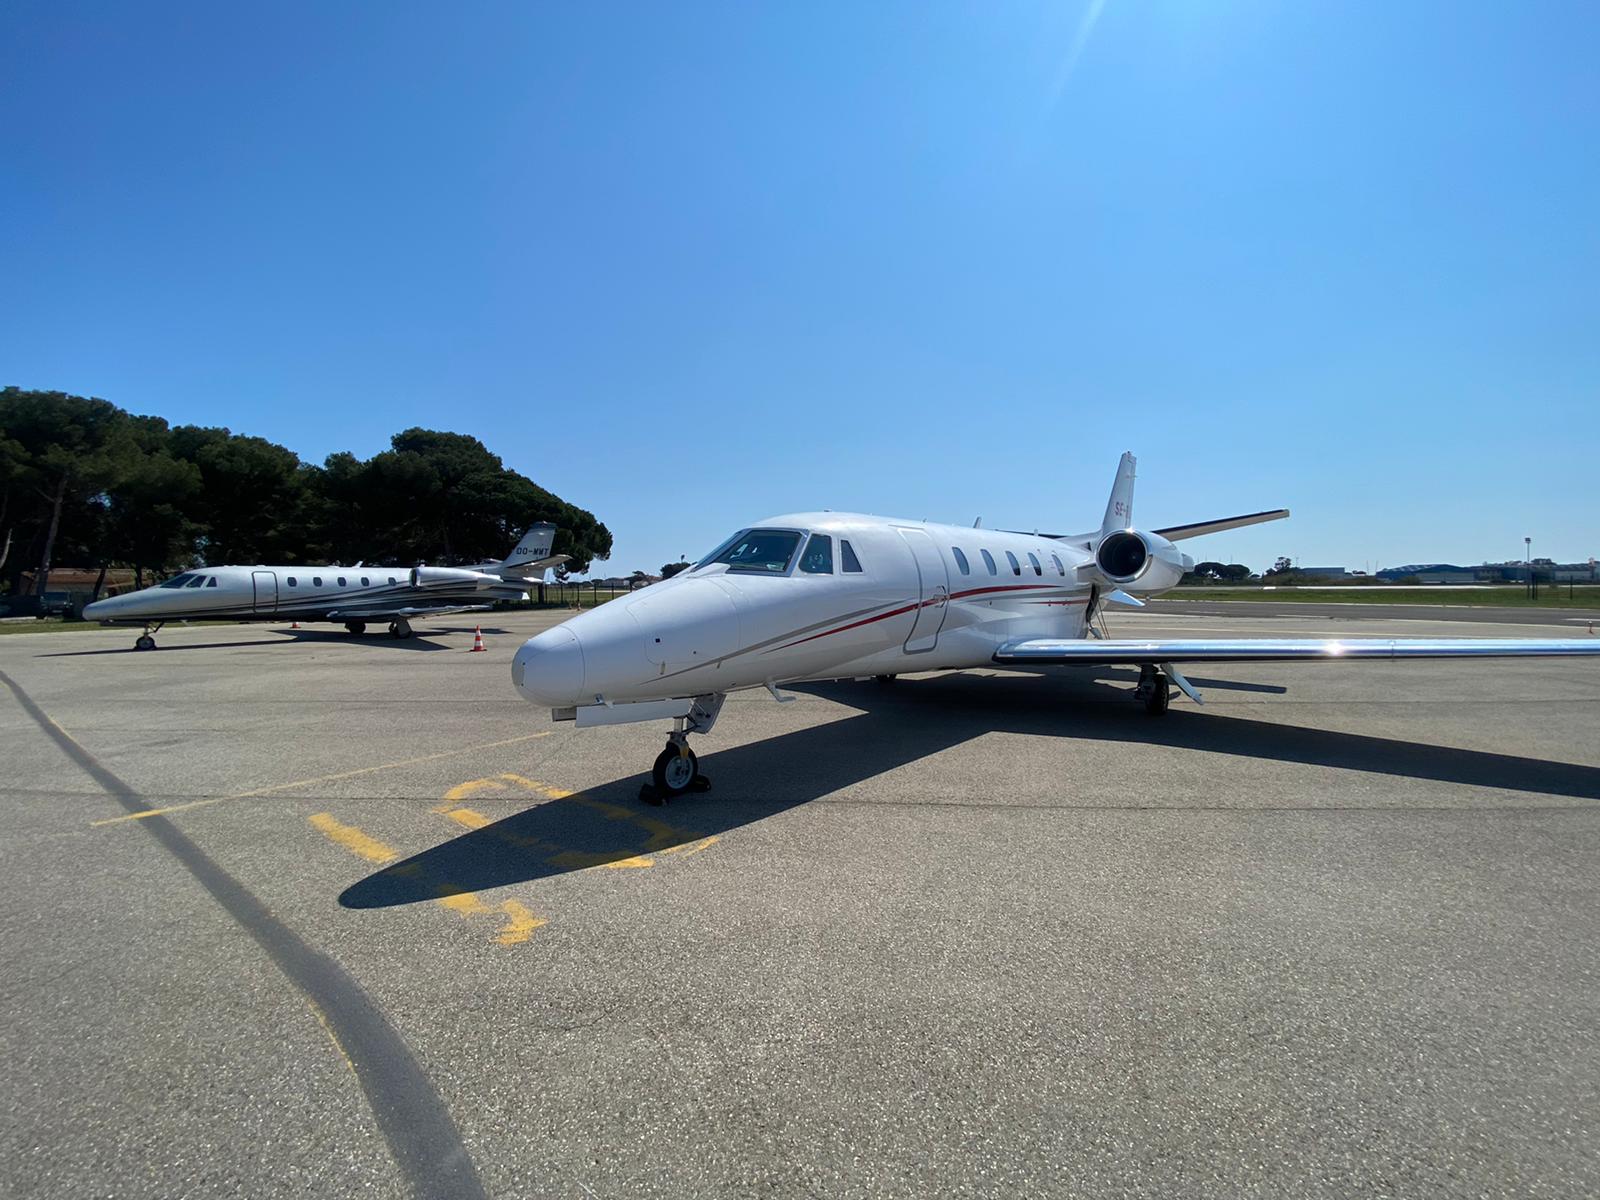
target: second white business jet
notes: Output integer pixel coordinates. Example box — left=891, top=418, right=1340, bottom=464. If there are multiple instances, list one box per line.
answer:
left=86, top=524, right=568, bottom=649
left=513, top=455, right=1600, bottom=800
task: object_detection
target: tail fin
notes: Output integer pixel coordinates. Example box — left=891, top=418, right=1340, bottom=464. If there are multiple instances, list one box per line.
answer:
left=501, top=523, right=558, bottom=571
left=1100, top=452, right=1136, bottom=538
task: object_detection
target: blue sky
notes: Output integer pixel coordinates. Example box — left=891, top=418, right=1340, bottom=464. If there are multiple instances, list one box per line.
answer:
left=3, top=2, right=1595, bottom=574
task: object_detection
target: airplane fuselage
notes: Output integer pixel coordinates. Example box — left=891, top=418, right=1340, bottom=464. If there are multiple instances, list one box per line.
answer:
left=84, top=564, right=527, bottom=626
left=513, top=512, right=1095, bottom=709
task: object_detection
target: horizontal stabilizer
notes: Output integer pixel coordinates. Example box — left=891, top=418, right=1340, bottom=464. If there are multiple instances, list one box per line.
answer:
left=499, top=553, right=569, bottom=580
left=994, top=637, right=1600, bottom=667
left=1152, top=509, right=1290, bottom=542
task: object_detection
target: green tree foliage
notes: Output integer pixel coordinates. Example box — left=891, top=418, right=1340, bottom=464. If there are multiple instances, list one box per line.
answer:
left=167, top=425, right=315, bottom=564
left=0, top=388, right=134, bottom=594
left=0, top=389, right=612, bottom=592
left=660, top=561, right=692, bottom=578
left=103, top=415, right=203, bottom=583
left=312, top=428, right=611, bottom=573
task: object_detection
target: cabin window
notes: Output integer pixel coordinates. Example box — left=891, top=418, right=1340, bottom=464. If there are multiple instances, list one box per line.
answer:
left=206, top=576, right=218, bottom=587
left=184, top=575, right=205, bottom=588
left=361, top=577, right=370, bottom=587
left=706, top=528, right=802, bottom=574
left=1051, top=554, right=1065, bottom=576
left=287, top=577, right=297, bottom=587
left=313, top=577, right=323, bottom=587
left=1027, top=553, right=1042, bottom=576
left=159, top=573, right=196, bottom=589
left=1005, top=551, right=1021, bottom=576
left=799, top=534, right=834, bottom=574
left=952, top=547, right=970, bottom=575
left=337, top=577, right=347, bottom=587
left=388, top=577, right=397, bottom=585
left=980, top=549, right=997, bottom=575
left=840, top=540, right=863, bottom=573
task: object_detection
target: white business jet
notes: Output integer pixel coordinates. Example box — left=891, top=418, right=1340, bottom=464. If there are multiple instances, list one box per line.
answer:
left=512, top=455, right=1599, bottom=801
left=84, top=524, right=568, bottom=649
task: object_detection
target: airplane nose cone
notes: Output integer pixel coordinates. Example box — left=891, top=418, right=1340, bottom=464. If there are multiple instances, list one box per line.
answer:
left=82, top=596, right=120, bottom=620
left=512, top=626, right=587, bottom=707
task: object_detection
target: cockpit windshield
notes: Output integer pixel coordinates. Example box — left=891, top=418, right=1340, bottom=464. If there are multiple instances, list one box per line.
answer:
left=697, top=528, right=803, bottom=575
left=159, top=572, right=198, bottom=589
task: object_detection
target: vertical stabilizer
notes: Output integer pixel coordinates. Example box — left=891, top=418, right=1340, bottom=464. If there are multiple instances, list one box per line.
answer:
left=1100, top=452, right=1136, bottom=537
left=501, top=523, right=558, bottom=571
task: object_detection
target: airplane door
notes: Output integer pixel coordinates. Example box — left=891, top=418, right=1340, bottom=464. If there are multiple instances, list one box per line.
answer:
left=897, top=527, right=949, bottom=653
left=252, top=571, right=278, bottom=613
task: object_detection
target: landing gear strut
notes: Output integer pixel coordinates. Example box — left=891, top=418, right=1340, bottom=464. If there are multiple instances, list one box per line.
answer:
left=388, top=618, right=413, bottom=639
left=1135, top=665, right=1170, bottom=716
left=134, top=622, right=164, bottom=651
left=639, top=695, right=724, bottom=805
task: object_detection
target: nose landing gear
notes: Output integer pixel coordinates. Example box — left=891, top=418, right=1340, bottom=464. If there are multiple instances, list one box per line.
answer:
left=648, top=735, right=709, bottom=802
left=639, top=694, right=724, bottom=805
left=133, top=622, right=164, bottom=651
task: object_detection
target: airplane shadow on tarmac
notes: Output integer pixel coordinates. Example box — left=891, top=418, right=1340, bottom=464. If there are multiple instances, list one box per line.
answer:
left=340, top=668, right=1600, bottom=909
left=35, top=624, right=516, bottom=657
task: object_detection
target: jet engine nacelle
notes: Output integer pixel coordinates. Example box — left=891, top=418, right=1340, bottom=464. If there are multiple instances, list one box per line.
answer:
left=410, top=566, right=487, bottom=589
left=1091, top=529, right=1192, bottom=594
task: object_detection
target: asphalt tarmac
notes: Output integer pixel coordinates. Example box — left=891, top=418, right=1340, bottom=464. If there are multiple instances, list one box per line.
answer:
left=3, top=608, right=1598, bottom=1199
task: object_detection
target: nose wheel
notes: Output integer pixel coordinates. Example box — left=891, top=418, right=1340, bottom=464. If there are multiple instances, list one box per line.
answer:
left=642, top=734, right=712, bottom=805
left=133, top=621, right=164, bottom=651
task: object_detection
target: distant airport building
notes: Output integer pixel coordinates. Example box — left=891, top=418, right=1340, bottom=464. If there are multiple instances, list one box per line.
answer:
left=1377, top=560, right=1598, bottom=583
left=1295, top=566, right=1350, bottom=579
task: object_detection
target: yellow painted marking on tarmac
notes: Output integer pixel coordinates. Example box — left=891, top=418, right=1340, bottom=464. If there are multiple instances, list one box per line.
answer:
left=433, top=776, right=511, bottom=813
left=497, top=772, right=572, bottom=800
left=91, top=731, right=555, bottom=826
left=308, top=813, right=399, bottom=865
left=433, top=771, right=717, bottom=868
left=306, top=1000, right=356, bottom=1075
left=434, top=885, right=493, bottom=917
left=658, top=835, right=719, bottom=858
left=495, top=901, right=547, bottom=945
left=307, top=804, right=548, bottom=948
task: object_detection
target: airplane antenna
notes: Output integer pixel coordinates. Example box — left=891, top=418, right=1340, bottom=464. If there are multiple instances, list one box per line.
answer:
left=973, top=517, right=982, bottom=528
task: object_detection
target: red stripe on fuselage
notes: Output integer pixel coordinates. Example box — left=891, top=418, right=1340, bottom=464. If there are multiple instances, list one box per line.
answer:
left=771, top=584, right=1085, bottom=651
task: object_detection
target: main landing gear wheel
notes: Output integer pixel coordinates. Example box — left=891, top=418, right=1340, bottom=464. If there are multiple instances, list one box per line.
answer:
left=344, top=621, right=367, bottom=636
left=388, top=619, right=413, bottom=640
left=135, top=634, right=156, bottom=651
left=874, top=674, right=898, bottom=685
left=1136, top=666, right=1170, bottom=716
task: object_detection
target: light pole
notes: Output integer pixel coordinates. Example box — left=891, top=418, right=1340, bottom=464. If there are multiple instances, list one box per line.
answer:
left=1525, top=536, right=1533, bottom=598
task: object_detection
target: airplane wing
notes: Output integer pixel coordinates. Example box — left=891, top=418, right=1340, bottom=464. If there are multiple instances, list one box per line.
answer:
left=324, top=604, right=495, bottom=621
left=994, top=637, right=1600, bottom=666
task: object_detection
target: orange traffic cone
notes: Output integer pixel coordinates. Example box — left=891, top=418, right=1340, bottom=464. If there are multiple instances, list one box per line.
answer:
left=290, top=620, right=301, bottom=629
left=470, top=625, right=487, bottom=652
